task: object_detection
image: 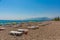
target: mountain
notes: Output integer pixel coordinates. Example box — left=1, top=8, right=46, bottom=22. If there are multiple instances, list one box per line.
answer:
left=25, top=17, right=51, bottom=21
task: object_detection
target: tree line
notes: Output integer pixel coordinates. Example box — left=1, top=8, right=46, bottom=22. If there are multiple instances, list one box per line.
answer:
left=52, top=16, right=60, bottom=21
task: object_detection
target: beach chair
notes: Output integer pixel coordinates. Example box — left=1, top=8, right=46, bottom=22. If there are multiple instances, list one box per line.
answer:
left=27, top=26, right=39, bottom=29
left=10, top=31, right=23, bottom=36
left=17, top=29, right=29, bottom=34
left=0, top=27, right=5, bottom=31
left=25, top=23, right=31, bottom=26
left=13, top=24, right=22, bottom=28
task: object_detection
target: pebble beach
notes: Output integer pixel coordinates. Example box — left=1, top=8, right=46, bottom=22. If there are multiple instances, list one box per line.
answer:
left=0, top=21, right=60, bottom=40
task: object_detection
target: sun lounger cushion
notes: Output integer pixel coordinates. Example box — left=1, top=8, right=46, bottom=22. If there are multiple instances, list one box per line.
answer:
left=10, top=31, right=23, bottom=36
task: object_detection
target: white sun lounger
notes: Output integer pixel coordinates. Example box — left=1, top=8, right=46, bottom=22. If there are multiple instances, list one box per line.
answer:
left=0, top=27, right=5, bottom=30
left=0, top=28, right=5, bottom=29
left=18, top=29, right=28, bottom=32
left=10, top=31, right=23, bottom=36
left=27, top=26, right=39, bottom=29
left=17, top=29, right=29, bottom=34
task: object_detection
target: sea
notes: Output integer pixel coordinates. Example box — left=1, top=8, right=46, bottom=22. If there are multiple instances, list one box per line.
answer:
left=0, top=20, right=47, bottom=25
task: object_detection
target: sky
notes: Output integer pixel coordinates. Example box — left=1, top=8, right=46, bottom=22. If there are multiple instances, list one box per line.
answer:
left=0, top=0, right=60, bottom=20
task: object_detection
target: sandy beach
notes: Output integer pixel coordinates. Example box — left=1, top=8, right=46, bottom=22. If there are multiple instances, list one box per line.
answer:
left=0, top=21, right=60, bottom=40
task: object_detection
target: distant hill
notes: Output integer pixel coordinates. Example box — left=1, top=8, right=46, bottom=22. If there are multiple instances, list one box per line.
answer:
left=25, top=17, right=51, bottom=21
left=22, top=17, right=51, bottom=22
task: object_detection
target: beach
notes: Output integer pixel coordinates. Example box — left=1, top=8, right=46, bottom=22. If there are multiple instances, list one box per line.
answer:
left=0, top=21, right=60, bottom=40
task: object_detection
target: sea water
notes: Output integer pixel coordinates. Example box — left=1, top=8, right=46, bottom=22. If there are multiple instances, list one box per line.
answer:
left=0, top=20, right=47, bottom=25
